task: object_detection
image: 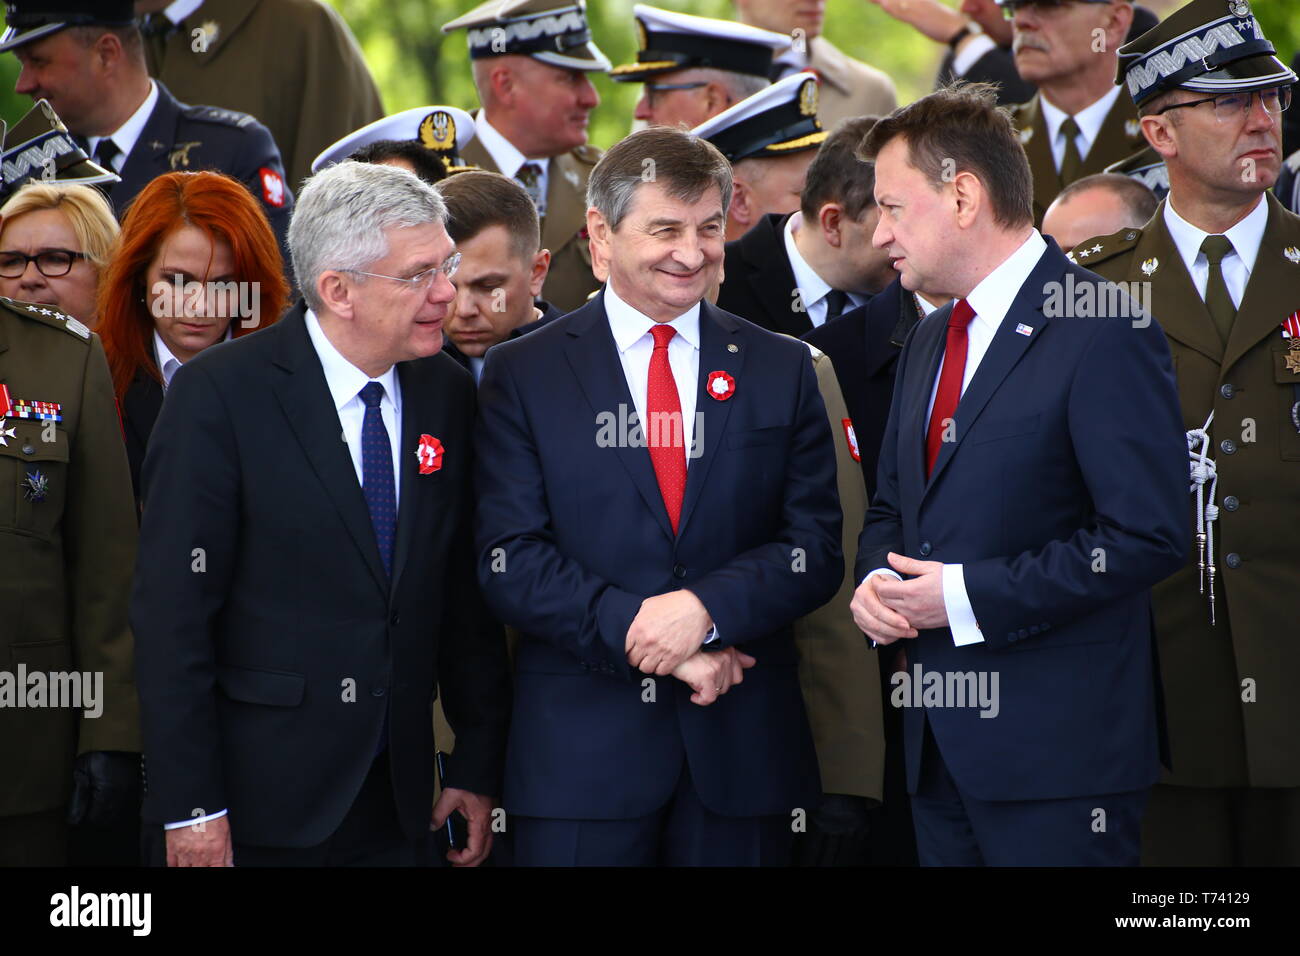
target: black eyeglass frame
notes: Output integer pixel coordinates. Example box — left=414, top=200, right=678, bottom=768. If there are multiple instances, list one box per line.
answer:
left=0, top=248, right=88, bottom=279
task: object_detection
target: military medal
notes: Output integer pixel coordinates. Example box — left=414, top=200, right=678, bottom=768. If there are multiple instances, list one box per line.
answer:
left=415, top=434, right=443, bottom=475
left=706, top=371, right=736, bottom=401
left=0, top=418, right=14, bottom=446
left=1282, top=313, right=1300, bottom=433
left=22, top=470, right=48, bottom=503
left=0, top=384, right=62, bottom=422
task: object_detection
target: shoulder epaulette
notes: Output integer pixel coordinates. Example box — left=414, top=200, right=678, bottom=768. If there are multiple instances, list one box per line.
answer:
left=0, top=297, right=92, bottom=341
left=184, top=105, right=256, bottom=129
left=1066, top=228, right=1144, bottom=266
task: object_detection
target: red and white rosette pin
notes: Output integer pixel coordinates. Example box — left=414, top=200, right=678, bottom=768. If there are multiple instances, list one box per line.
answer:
left=415, top=433, right=444, bottom=475
left=706, top=370, right=735, bottom=401
left=842, top=418, right=861, bottom=462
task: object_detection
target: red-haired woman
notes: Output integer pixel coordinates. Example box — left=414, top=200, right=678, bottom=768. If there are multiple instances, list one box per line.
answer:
left=98, top=171, right=291, bottom=505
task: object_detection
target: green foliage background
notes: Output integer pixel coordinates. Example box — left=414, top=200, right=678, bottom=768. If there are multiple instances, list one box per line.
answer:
left=0, top=1, right=1297, bottom=144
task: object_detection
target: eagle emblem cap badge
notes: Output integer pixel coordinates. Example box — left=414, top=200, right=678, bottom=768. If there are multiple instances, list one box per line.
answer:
left=798, top=77, right=818, bottom=118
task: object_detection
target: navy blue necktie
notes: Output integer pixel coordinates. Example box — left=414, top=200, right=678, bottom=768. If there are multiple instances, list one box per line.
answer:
left=359, top=382, right=396, bottom=579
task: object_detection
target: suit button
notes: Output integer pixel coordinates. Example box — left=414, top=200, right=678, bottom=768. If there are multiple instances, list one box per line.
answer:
left=1220, top=384, right=1235, bottom=399
left=370, top=687, right=386, bottom=697
left=1220, top=439, right=1237, bottom=455
left=1017, top=629, right=1028, bottom=639
left=672, top=564, right=687, bottom=579
left=22, top=444, right=34, bottom=455
left=1223, top=495, right=1239, bottom=511
left=390, top=613, right=401, bottom=626
left=1029, top=625, right=1040, bottom=635
left=919, top=542, right=932, bottom=557
left=1225, top=553, right=1242, bottom=569
left=1007, top=632, right=1018, bottom=642
left=1041, top=623, right=1051, bottom=631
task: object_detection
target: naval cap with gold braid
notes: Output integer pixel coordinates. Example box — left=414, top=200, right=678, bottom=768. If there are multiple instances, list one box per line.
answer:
left=1117, top=0, right=1296, bottom=107
left=610, top=4, right=789, bottom=83
left=441, top=0, right=610, bottom=73
left=690, top=73, right=825, bottom=163
left=311, top=107, right=477, bottom=176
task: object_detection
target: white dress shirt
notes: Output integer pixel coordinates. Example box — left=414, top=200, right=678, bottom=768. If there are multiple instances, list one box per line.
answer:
left=952, top=33, right=998, bottom=78
left=304, top=309, right=403, bottom=499
left=605, top=281, right=701, bottom=459
left=474, top=112, right=549, bottom=216
left=868, top=230, right=1049, bottom=647
left=152, top=327, right=232, bottom=391
left=1163, top=194, right=1267, bottom=309
left=87, top=79, right=159, bottom=175
left=163, top=311, right=403, bottom=831
left=162, top=0, right=204, bottom=23
left=783, top=212, right=866, bottom=328
left=1039, top=85, right=1123, bottom=174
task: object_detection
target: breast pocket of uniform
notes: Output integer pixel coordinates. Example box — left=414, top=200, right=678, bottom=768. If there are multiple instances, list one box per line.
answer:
left=1272, top=347, right=1300, bottom=461
left=0, top=420, right=70, bottom=538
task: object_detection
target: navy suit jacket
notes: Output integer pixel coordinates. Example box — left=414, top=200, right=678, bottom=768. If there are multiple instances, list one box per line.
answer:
left=131, top=305, right=511, bottom=847
left=475, top=292, right=841, bottom=820
left=856, top=241, right=1188, bottom=803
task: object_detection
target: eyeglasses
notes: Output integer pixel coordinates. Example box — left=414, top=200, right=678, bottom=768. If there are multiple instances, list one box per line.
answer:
left=0, top=249, right=87, bottom=278
left=343, top=252, right=461, bottom=291
left=1001, top=0, right=1080, bottom=18
left=645, top=81, right=707, bottom=106
left=1154, top=86, right=1292, bottom=123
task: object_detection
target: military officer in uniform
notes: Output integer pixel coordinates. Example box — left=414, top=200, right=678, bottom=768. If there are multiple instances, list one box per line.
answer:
left=997, top=0, right=1148, bottom=226
left=609, top=5, right=784, bottom=131
left=691, top=73, right=827, bottom=242
left=0, top=280, right=141, bottom=865
left=2, top=0, right=293, bottom=256
left=441, top=0, right=609, bottom=314
left=311, top=105, right=477, bottom=182
left=134, top=0, right=385, bottom=191
left=1077, top=0, right=1300, bottom=866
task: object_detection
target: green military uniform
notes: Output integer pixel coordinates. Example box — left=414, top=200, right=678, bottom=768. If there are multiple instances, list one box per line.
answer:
left=0, top=299, right=140, bottom=865
left=141, top=0, right=385, bottom=190
left=1076, top=0, right=1300, bottom=866
left=460, top=133, right=601, bottom=314
left=1009, top=91, right=1148, bottom=227
left=793, top=344, right=884, bottom=806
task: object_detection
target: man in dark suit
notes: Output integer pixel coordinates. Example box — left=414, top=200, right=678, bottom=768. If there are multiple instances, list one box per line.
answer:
left=131, top=161, right=511, bottom=866
left=849, top=84, right=1188, bottom=866
left=717, top=117, right=894, bottom=337
left=475, top=127, right=842, bottom=866
left=3, top=1, right=292, bottom=250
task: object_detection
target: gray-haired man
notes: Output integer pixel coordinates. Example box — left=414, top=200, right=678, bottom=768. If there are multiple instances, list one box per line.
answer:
left=132, top=161, right=511, bottom=867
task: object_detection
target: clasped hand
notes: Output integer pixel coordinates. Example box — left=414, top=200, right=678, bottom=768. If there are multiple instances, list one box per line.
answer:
left=850, top=552, right=949, bottom=645
left=625, top=590, right=755, bottom=705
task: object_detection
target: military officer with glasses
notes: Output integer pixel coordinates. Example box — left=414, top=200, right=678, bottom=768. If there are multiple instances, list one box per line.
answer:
left=609, top=5, right=785, bottom=131
left=996, top=0, right=1150, bottom=227
left=1077, top=0, right=1300, bottom=867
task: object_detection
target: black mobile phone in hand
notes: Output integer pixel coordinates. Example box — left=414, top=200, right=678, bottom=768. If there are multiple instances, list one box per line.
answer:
left=435, top=750, right=468, bottom=850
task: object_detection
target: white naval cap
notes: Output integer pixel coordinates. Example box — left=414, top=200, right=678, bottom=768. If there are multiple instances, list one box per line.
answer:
left=311, top=107, right=476, bottom=175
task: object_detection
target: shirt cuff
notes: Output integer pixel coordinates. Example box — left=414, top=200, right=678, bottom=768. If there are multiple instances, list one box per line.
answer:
left=952, top=33, right=997, bottom=76
left=164, top=808, right=229, bottom=830
left=941, top=563, right=984, bottom=645
left=703, top=625, right=720, bottom=645
left=861, top=568, right=903, bottom=587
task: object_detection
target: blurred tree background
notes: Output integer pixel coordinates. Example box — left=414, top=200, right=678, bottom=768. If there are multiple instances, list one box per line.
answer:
left=0, top=1, right=1297, bottom=143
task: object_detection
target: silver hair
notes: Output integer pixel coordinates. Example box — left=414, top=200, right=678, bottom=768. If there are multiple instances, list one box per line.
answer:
left=289, top=160, right=447, bottom=313
left=700, top=68, right=769, bottom=104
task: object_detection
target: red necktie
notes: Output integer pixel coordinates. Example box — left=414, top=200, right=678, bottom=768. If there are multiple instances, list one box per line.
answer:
left=925, top=298, right=976, bottom=477
left=647, top=324, right=686, bottom=533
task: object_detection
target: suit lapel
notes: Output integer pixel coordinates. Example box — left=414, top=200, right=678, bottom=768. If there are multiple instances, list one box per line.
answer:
left=541, top=152, right=586, bottom=256
left=1081, top=92, right=1143, bottom=177
left=460, top=136, right=497, bottom=174
left=123, top=371, right=164, bottom=453
left=271, top=305, right=389, bottom=595
left=677, top=304, right=744, bottom=537
left=1139, top=206, right=1224, bottom=364
left=900, top=309, right=946, bottom=496
left=185, top=0, right=258, bottom=64
left=1019, top=97, right=1059, bottom=221
left=116, top=84, right=178, bottom=206
left=389, top=360, right=433, bottom=598
left=741, top=214, right=802, bottom=334
left=564, top=295, right=676, bottom=541
left=924, top=247, right=1059, bottom=495
left=1226, top=194, right=1300, bottom=373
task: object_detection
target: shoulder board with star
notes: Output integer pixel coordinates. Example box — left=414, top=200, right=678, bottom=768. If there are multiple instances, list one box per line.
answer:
left=1066, top=228, right=1144, bottom=266
left=571, top=144, right=603, bottom=166
left=184, top=105, right=256, bottom=129
left=0, top=297, right=92, bottom=341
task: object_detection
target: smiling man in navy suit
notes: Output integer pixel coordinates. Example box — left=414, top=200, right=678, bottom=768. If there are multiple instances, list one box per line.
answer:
left=475, top=126, right=842, bottom=866
left=849, top=83, right=1188, bottom=866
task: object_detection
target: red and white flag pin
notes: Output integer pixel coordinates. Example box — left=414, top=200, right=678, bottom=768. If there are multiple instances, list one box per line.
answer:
left=706, top=370, right=735, bottom=401
left=415, top=434, right=444, bottom=475
left=842, top=418, right=861, bottom=462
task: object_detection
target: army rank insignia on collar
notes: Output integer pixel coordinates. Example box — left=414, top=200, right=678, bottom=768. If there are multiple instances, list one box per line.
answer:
left=1284, top=246, right=1300, bottom=264
left=1141, top=257, right=1159, bottom=276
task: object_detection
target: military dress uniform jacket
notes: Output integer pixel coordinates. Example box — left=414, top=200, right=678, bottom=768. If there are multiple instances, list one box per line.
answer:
left=1010, top=91, right=1147, bottom=227
left=107, top=81, right=293, bottom=257
left=805, top=37, right=897, bottom=130
left=459, top=136, right=600, bottom=314
left=0, top=299, right=140, bottom=817
left=142, top=0, right=384, bottom=190
left=1079, top=193, right=1300, bottom=788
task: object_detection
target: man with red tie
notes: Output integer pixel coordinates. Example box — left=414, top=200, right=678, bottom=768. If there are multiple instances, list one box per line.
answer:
left=848, top=83, right=1188, bottom=866
left=475, top=125, right=842, bottom=866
